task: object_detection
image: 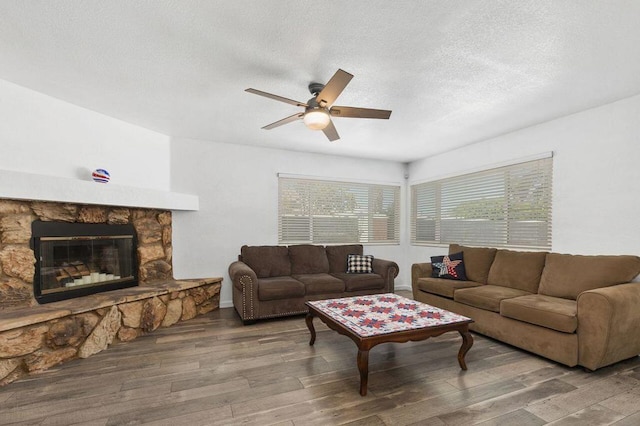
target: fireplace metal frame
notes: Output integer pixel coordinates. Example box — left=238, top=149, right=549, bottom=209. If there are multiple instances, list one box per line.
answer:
left=31, top=221, right=139, bottom=304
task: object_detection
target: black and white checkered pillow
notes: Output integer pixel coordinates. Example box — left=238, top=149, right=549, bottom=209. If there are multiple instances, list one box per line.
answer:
left=346, top=254, right=374, bottom=274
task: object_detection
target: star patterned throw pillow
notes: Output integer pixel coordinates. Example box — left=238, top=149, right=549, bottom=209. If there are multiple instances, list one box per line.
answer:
left=430, top=251, right=467, bottom=281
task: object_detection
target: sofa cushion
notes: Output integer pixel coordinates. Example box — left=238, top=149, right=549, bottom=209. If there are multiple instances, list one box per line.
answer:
left=431, top=251, right=467, bottom=280
left=293, top=273, right=345, bottom=295
left=454, top=285, right=532, bottom=312
left=487, top=249, right=547, bottom=293
left=257, top=276, right=305, bottom=301
left=241, top=245, right=291, bottom=278
left=326, top=245, right=363, bottom=273
left=288, top=245, right=330, bottom=275
left=500, top=294, right=577, bottom=333
left=416, top=277, right=482, bottom=299
left=331, top=272, right=385, bottom=291
left=538, top=253, right=640, bottom=300
left=347, top=254, right=374, bottom=274
left=449, top=244, right=497, bottom=284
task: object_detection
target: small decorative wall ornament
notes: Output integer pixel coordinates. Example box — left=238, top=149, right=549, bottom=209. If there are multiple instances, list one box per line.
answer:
left=91, top=169, right=110, bottom=183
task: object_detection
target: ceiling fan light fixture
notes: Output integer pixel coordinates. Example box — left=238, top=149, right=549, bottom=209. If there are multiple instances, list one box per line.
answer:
left=303, top=109, right=330, bottom=130
left=246, top=69, right=391, bottom=141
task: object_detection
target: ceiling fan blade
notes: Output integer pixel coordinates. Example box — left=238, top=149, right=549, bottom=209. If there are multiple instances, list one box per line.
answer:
left=330, top=106, right=392, bottom=119
left=322, top=119, right=340, bottom=142
left=262, top=113, right=304, bottom=130
left=245, top=88, right=307, bottom=107
left=315, top=69, right=353, bottom=108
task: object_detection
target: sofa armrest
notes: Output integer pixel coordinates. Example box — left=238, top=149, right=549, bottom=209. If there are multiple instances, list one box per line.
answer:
left=372, top=258, right=399, bottom=293
left=577, top=282, right=640, bottom=371
left=228, top=261, right=259, bottom=321
left=412, top=263, right=433, bottom=284
left=411, top=263, right=433, bottom=299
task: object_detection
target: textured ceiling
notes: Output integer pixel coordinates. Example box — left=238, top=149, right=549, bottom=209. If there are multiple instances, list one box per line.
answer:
left=1, top=1, right=640, bottom=162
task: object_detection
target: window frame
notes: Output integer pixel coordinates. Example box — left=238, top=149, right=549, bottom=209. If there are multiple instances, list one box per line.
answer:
left=410, top=154, right=553, bottom=250
left=278, top=175, right=401, bottom=246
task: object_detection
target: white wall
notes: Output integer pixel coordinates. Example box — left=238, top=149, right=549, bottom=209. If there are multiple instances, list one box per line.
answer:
left=0, top=79, right=170, bottom=190
left=408, top=93, right=640, bottom=267
left=170, top=138, right=407, bottom=308
left=6, top=74, right=639, bottom=309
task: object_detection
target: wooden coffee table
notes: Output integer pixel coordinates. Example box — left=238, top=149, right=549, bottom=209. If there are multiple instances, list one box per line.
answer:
left=305, top=293, right=473, bottom=396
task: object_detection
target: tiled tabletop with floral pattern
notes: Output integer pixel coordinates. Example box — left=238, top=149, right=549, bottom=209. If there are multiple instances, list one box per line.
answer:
left=307, top=293, right=471, bottom=337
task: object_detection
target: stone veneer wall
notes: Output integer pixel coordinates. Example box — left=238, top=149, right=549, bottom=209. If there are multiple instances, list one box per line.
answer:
left=0, top=198, right=173, bottom=309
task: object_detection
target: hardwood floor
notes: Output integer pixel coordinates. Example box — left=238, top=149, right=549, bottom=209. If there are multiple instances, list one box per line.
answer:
left=2, top=291, right=640, bottom=426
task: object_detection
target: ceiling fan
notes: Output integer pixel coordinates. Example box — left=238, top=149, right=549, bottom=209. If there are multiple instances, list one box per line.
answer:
left=245, top=69, right=391, bottom=142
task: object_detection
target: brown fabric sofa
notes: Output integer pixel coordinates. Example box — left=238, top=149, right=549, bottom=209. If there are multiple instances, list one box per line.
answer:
left=230, top=244, right=399, bottom=324
left=412, top=244, right=640, bottom=371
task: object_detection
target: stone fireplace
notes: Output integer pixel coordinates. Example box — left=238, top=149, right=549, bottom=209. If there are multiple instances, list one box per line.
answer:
left=0, top=199, right=173, bottom=309
left=0, top=198, right=221, bottom=387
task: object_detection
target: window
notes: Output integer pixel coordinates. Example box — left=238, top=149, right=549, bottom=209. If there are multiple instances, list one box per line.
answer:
left=411, top=155, right=553, bottom=249
left=278, top=176, right=400, bottom=245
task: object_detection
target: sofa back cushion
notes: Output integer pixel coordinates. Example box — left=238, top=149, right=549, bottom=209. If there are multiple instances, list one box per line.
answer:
left=289, top=244, right=330, bottom=275
left=449, top=244, right=497, bottom=284
left=487, top=249, right=547, bottom=293
left=538, top=253, right=640, bottom=300
left=241, top=245, right=291, bottom=278
left=326, top=245, right=364, bottom=273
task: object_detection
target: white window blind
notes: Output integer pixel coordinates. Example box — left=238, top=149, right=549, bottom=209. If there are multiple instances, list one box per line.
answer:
left=411, top=156, right=553, bottom=249
left=279, top=176, right=400, bottom=245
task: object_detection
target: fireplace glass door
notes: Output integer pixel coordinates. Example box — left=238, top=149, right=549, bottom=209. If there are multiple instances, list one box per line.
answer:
left=32, top=222, right=138, bottom=303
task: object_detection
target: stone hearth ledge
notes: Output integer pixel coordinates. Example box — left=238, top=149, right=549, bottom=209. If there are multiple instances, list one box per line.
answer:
left=0, top=278, right=222, bottom=386
left=0, top=278, right=222, bottom=333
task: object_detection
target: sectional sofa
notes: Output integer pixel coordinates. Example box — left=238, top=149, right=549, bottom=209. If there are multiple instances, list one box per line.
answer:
left=229, top=244, right=399, bottom=324
left=412, top=244, right=640, bottom=371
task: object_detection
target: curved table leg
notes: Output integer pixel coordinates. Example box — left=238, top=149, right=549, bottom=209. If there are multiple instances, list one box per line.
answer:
left=458, top=327, right=473, bottom=370
left=357, top=349, right=370, bottom=396
left=305, top=313, right=316, bottom=346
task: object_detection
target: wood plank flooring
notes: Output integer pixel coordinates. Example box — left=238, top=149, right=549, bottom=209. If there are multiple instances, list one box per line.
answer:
left=1, top=291, right=640, bottom=425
